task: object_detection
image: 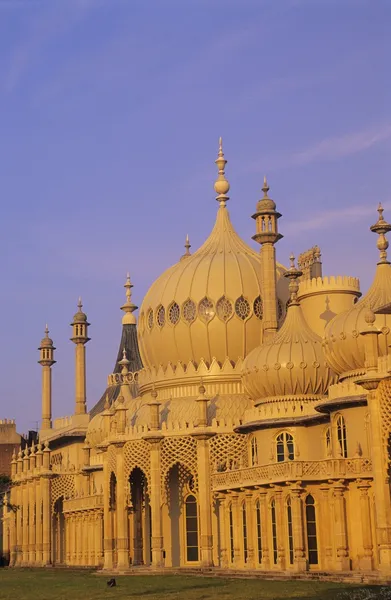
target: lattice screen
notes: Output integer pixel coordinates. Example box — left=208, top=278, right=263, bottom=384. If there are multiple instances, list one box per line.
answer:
left=209, top=433, right=248, bottom=471
left=107, top=444, right=118, bottom=476
left=50, top=474, right=75, bottom=511
left=123, top=440, right=151, bottom=484
left=161, top=436, right=198, bottom=501
left=378, top=378, right=391, bottom=467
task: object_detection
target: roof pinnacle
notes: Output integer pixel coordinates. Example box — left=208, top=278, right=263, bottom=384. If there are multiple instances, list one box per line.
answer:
left=214, top=137, right=230, bottom=206
left=370, top=203, right=391, bottom=264
left=180, top=233, right=192, bottom=261
left=262, top=175, right=269, bottom=196
left=284, top=253, right=303, bottom=305
left=121, top=273, right=138, bottom=325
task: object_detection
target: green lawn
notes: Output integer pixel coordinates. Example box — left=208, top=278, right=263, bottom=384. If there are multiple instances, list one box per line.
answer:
left=0, top=570, right=389, bottom=600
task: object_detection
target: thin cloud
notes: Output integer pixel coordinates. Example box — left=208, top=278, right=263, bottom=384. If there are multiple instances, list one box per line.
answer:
left=284, top=202, right=391, bottom=236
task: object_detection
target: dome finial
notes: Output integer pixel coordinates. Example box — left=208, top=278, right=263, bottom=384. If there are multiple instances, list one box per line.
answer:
left=121, top=273, right=138, bottom=325
left=214, top=137, right=230, bottom=206
left=78, top=297, right=83, bottom=312
left=262, top=175, right=269, bottom=196
left=370, top=203, right=391, bottom=264
left=284, top=253, right=303, bottom=305
left=45, top=324, right=49, bottom=337
left=180, top=234, right=192, bottom=261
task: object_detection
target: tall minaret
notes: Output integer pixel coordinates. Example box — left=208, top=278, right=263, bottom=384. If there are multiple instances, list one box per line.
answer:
left=70, top=298, right=90, bottom=415
left=38, top=325, right=56, bottom=430
left=252, top=177, right=283, bottom=340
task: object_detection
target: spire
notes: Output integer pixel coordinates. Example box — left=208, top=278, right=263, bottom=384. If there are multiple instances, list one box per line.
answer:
left=370, top=203, right=391, bottom=265
left=121, top=273, right=138, bottom=325
left=284, top=253, right=303, bottom=305
left=214, top=137, right=230, bottom=206
left=180, top=234, right=192, bottom=261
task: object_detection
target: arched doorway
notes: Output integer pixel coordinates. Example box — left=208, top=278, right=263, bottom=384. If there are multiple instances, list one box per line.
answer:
left=52, top=497, right=65, bottom=565
left=128, top=467, right=150, bottom=566
left=166, top=463, right=199, bottom=567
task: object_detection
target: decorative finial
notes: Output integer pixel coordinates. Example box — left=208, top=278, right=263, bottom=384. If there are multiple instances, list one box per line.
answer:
left=262, top=176, right=269, bottom=196
left=180, top=234, right=192, bottom=261
left=45, top=324, right=49, bottom=337
left=121, top=273, right=138, bottom=325
left=284, top=254, right=303, bottom=305
left=370, top=204, right=391, bottom=264
left=214, top=137, right=230, bottom=206
left=104, top=393, right=110, bottom=411
left=78, top=297, right=83, bottom=312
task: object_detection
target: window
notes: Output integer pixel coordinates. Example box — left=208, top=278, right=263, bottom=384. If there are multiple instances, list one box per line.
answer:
left=235, top=295, right=251, bottom=320
left=250, top=436, right=258, bottom=466
left=253, top=296, right=263, bottom=320
left=168, top=302, right=180, bottom=325
left=198, top=297, right=215, bottom=323
left=242, top=503, right=248, bottom=563
left=147, top=309, right=154, bottom=330
left=256, top=500, right=262, bottom=564
left=182, top=299, right=196, bottom=323
left=271, top=499, right=278, bottom=565
left=336, top=415, right=347, bottom=458
left=156, top=305, right=165, bottom=327
left=216, top=296, right=233, bottom=322
left=325, top=427, right=332, bottom=457
left=229, top=504, right=234, bottom=563
left=286, top=497, right=294, bottom=565
left=276, top=432, right=295, bottom=462
left=305, top=495, right=318, bottom=565
left=185, top=495, right=199, bottom=562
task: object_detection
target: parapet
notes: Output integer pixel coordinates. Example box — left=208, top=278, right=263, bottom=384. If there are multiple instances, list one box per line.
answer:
left=298, top=275, right=361, bottom=300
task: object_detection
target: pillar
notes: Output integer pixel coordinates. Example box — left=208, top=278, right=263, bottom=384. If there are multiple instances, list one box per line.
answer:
left=15, top=483, right=22, bottom=566
left=319, top=484, right=332, bottom=570
left=41, top=476, right=51, bottom=566
left=28, top=478, right=36, bottom=565
left=259, top=489, right=270, bottom=569
left=35, top=478, right=43, bottom=566
left=244, top=491, right=255, bottom=569
left=357, top=479, right=374, bottom=570
left=230, top=494, right=241, bottom=567
left=146, top=437, right=164, bottom=568
left=115, top=447, right=129, bottom=569
left=195, top=435, right=214, bottom=566
left=22, top=482, right=29, bottom=565
left=9, top=480, right=17, bottom=567
left=274, top=488, right=286, bottom=570
left=333, top=481, right=350, bottom=571
left=103, top=456, right=113, bottom=569
left=218, top=495, right=229, bottom=568
left=290, top=484, right=307, bottom=572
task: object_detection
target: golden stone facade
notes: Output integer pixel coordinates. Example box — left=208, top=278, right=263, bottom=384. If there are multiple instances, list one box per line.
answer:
left=3, top=140, right=391, bottom=577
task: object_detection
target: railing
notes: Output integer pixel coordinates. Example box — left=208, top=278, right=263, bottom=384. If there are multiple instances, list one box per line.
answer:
left=211, top=457, right=372, bottom=491
left=63, top=494, right=103, bottom=513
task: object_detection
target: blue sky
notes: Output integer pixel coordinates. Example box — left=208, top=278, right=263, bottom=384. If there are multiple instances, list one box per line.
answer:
left=0, top=0, right=389, bottom=433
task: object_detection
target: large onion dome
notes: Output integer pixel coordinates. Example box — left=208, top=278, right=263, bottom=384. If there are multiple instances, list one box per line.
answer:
left=242, top=256, right=336, bottom=405
left=138, top=141, right=289, bottom=370
left=323, top=205, right=391, bottom=380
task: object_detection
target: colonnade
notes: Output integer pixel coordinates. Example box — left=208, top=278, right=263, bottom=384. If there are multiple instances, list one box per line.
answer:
left=64, top=510, right=103, bottom=566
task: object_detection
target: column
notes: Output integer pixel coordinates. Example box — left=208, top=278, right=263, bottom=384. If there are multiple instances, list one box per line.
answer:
left=9, top=483, right=17, bottom=567
left=15, top=483, right=23, bottom=566
left=71, top=515, right=77, bottom=566
left=218, top=495, right=229, bottom=568
left=195, top=435, right=214, bottom=566
left=244, top=491, right=255, bottom=569
left=22, top=482, right=29, bottom=565
left=115, top=447, right=129, bottom=569
left=146, top=437, right=164, bottom=568
left=94, top=512, right=102, bottom=566
left=103, top=456, right=113, bottom=569
left=274, top=488, right=286, bottom=570
left=28, top=478, right=36, bottom=565
left=231, top=494, right=241, bottom=567
left=41, top=476, right=51, bottom=566
left=319, top=484, right=332, bottom=570
left=65, top=515, right=70, bottom=565
left=290, top=484, right=307, bottom=572
left=333, top=480, right=350, bottom=571
left=357, top=479, right=374, bottom=570
left=35, top=478, right=43, bottom=566
left=259, top=489, right=270, bottom=569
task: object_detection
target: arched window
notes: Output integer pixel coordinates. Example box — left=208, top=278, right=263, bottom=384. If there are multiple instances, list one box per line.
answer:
left=242, top=502, right=248, bottom=563
left=250, top=436, right=258, bottom=466
left=286, top=497, right=294, bottom=565
left=256, top=500, right=262, bottom=564
left=229, top=504, right=234, bottom=563
left=305, top=495, right=318, bottom=565
left=271, top=499, right=278, bottom=565
left=185, top=495, right=199, bottom=562
left=324, top=427, right=332, bottom=457
left=276, top=432, right=295, bottom=462
left=336, top=414, right=347, bottom=458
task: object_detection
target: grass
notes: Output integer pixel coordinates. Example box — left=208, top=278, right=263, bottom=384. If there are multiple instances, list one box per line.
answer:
left=0, top=569, right=390, bottom=600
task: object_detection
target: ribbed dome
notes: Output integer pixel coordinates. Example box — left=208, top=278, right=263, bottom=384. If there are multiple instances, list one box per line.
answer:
left=242, top=293, right=336, bottom=404
left=138, top=204, right=288, bottom=369
left=323, top=206, right=391, bottom=379
left=323, top=262, right=391, bottom=378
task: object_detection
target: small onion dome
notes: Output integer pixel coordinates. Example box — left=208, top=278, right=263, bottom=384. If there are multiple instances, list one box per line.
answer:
left=242, top=256, right=336, bottom=404
left=255, top=176, right=276, bottom=212
left=323, top=205, right=391, bottom=379
left=40, top=325, right=54, bottom=348
left=72, top=297, right=88, bottom=323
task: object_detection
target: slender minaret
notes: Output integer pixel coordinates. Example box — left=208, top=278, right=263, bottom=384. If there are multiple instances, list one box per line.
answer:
left=252, top=176, right=283, bottom=340
left=120, top=273, right=137, bottom=325
left=70, top=298, right=90, bottom=415
left=38, top=325, right=56, bottom=430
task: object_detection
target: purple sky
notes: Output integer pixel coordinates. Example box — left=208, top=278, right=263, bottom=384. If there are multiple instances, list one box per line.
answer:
left=0, top=0, right=390, bottom=434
